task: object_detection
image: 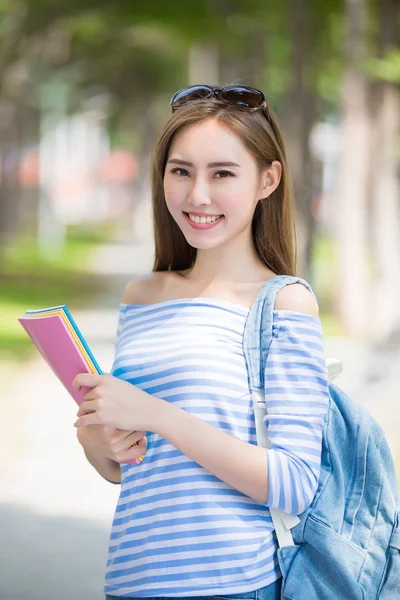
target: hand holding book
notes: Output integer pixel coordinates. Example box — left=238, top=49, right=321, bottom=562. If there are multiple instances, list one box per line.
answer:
left=18, top=305, right=145, bottom=465
left=72, top=371, right=162, bottom=433
left=76, top=424, right=147, bottom=466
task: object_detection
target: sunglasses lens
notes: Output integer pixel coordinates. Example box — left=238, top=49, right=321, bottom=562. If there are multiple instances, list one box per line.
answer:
left=171, top=85, right=213, bottom=109
left=220, top=87, right=264, bottom=108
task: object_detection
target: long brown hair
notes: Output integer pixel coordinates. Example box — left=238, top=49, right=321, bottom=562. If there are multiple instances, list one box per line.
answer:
left=150, top=98, right=297, bottom=275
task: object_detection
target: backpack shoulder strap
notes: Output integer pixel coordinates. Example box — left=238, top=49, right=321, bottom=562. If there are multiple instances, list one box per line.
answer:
left=243, top=274, right=315, bottom=548
left=243, top=274, right=315, bottom=392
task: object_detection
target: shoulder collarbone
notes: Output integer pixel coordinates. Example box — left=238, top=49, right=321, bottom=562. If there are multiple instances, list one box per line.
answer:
left=274, top=283, right=319, bottom=318
left=122, top=273, right=166, bottom=305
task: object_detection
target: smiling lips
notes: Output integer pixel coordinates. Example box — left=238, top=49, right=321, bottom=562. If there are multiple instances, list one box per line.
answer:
left=184, top=211, right=224, bottom=230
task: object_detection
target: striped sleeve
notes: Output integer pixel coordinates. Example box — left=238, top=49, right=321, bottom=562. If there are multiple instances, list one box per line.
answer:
left=264, top=311, right=329, bottom=516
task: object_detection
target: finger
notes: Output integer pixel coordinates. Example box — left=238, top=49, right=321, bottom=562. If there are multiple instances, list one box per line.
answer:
left=82, top=387, right=100, bottom=402
left=112, top=431, right=146, bottom=454
left=117, top=440, right=147, bottom=464
left=74, top=412, right=101, bottom=428
left=101, top=426, right=139, bottom=444
left=120, top=456, right=143, bottom=465
left=72, top=373, right=103, bottom=390
left=107, top=429, right=146, bottom=443
left=134, top=435, right=147, bottom=451
left=124, top=430, right=146, bottom=445
left=127, top=436, right=147, bottom=460
left=103, top=425, right=119, bottom=438
left=76, top=400, right=97, bottom=417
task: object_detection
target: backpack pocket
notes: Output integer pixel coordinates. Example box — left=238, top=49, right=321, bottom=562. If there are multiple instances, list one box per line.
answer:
left=277, top=515, right=365, bottom=600
left=377, top=511, right=400, bottom=599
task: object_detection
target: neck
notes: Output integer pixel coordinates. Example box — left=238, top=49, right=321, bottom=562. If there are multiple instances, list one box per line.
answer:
left=186, top=230, right=267, bottom=285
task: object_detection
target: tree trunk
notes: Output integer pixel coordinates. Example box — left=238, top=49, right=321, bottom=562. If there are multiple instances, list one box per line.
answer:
left=335, top=0, right=371, bottom=336
left=188, top=42, right=219, bottom=87
left=282, top=0, right=317, bottom=279
left=0, top=110, right=22, bottom=251
left=370, top=0, right=400, bottom=342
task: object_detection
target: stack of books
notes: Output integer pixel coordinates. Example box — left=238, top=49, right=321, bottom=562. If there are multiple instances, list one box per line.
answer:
left=18, top=305, right=144, bottom=466
left=18, top=305, right=102, bottom=405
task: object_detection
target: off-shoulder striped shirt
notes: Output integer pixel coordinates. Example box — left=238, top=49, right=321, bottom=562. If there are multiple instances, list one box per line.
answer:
left=105, top=298, right=329, bottom=598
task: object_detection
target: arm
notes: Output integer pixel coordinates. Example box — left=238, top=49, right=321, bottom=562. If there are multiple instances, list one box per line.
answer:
left=77, top=425, right=147, bottom=483
left=158, top=402, right=269, bottom=503
left=77, top=426, right=121, bottom=483
left=263, top=287, right=329, bottom=514
left=75, top=284, right=325, bottom=505
left=78, top=278, right=151, bottom=483
left=82, top=447, right=121, bottom=484
left=156, top=284, right=326, bottom=506
left=76, top=380, right=270, bottom=498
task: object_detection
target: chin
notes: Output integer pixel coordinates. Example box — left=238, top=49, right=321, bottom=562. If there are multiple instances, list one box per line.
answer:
left=183, top=232, right=225, bottom=251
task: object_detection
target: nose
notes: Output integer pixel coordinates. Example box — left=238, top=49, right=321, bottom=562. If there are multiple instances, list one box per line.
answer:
left=187, top=176, right=211, bottom=208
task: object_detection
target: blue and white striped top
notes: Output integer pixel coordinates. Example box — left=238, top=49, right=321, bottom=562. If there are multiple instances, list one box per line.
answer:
left=105, top=298, right=330, bottom=598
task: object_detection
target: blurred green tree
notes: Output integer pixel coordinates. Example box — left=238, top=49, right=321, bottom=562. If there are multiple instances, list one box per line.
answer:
left=0, top=0, right=399, bottom=341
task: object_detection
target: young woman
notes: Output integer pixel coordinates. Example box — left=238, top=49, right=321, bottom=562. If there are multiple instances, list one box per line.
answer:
left=73, top=85, right=330, bottom=600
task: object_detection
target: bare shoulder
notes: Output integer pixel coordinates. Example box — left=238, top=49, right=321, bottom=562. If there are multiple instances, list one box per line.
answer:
left=274, top=283, right=319, bottom=318
left=122, top=272, right=168, bottom=305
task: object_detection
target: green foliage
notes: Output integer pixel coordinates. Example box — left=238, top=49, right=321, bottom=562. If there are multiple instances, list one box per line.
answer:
left=0, top=0, right=352, bottom=130
left=315, top=9, right=346, bottom=111
left=311, top=231, right=344, bottom=337
left=0, top=0, right=399, bottom=351
left=0, top=231, right=107, bottom=361
left=365, top=49, right=400, bottom=83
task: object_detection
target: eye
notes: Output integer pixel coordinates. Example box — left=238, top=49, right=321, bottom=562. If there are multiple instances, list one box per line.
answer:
left=170, top=167, right=190, bottom=177
left=214, top=170, right=234, bottom=179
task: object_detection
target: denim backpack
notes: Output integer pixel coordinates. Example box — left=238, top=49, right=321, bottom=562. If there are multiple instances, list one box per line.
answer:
left=243, top=275, right=400, bottom=600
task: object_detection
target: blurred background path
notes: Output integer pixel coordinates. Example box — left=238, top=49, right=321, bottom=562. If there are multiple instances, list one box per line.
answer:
left=1, top=238, right=399, bottom=600
left=0, top=239, right=153, bottom=600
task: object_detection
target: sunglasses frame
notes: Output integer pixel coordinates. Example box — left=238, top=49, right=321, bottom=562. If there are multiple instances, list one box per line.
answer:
left=170, top=85, right=268, bottom=113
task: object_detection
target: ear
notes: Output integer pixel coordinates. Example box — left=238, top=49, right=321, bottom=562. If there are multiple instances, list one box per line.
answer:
left=258, top=161, right=282, bottom=200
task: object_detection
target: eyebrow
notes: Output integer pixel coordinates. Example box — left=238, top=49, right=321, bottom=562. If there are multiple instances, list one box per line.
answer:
left=167, top=158, right=241, bottom=168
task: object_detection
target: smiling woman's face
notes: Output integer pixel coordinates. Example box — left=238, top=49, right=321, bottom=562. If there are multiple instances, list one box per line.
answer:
left=163, top=118, right=272, bottom=251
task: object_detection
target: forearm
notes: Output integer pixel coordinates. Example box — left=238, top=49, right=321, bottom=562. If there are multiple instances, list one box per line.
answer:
left=155, top=400, right=268, bottom=503
left=82, top=447, right=121, bottom=484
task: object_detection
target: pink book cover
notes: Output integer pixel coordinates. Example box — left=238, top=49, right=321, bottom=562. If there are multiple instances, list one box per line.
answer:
left=18, top=309, right=143, bottom=465
left=18, top=313, right=97, bottom=405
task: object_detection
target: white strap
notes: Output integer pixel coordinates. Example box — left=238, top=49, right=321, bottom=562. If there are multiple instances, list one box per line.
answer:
left=270, top=508, right=300, bottom=547
left=326, top=357, right=342, bottom=380
left=253, top=358, right=342, bottom=548
left=253, top=395, right=299, bottom=547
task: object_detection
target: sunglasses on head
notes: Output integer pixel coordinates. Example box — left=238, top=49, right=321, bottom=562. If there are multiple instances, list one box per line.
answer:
left=170, top=85, right=268, bottom=113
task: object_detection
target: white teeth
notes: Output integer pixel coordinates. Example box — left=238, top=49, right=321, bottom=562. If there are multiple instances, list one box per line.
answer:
left=188, top=214, right=222, bottom=224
